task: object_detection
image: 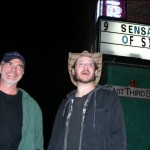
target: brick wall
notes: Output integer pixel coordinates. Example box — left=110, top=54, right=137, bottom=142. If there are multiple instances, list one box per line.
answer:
left=127, top=0, right=150, bottom=24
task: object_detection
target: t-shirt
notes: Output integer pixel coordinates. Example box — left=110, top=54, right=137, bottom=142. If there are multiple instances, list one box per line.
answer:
left=67, top=94, right=87, bottom=150
left=0, top=90, right=22, bottom=150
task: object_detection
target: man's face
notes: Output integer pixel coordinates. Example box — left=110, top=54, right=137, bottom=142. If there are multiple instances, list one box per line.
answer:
left=0, top=58, right=24, bottom=85
left=72, top=56, right=97, bottom=84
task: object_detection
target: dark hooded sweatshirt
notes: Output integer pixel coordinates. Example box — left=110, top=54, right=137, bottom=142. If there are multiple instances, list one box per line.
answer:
left=47, top=85, right=127, bottom=150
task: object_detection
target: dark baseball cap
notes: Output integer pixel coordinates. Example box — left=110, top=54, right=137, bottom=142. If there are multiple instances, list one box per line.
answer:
left=1, top=51, right=25, bottom=67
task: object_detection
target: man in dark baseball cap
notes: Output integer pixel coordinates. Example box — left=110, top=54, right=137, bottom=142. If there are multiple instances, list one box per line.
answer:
left=0, top=50, right=44, bottom=149
left=1, top=51, right=25, bottom=68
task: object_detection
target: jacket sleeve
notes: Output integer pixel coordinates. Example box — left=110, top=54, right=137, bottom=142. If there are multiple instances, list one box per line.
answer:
left=109, top=92, right=127, bottom=150
left=35, top=103, right=44, bottom=150
left=17, top=89, right=44, bottom=150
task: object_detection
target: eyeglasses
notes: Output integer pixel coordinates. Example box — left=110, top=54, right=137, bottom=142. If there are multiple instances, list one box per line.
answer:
left=75, top=62, right=95, bottom=68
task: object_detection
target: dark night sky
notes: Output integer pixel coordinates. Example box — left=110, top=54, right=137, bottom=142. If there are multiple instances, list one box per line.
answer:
left=0, top=1, right=95, bottom=149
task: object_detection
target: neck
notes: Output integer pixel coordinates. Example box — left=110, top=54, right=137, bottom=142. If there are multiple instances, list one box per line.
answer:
left=76, top=82, right=95, bottom=97
left=0, top=82, right=18, bottom=95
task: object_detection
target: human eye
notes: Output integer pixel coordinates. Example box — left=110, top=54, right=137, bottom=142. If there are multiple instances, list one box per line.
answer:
left=6, top=62, right=12, bottom=66
left=79, top=62, right=84, bottom=66
left=87, top=63, right=94, bottom=68
left=17, top=65, right=24, bottom=70
left=76, top=62, right=84, bottom=67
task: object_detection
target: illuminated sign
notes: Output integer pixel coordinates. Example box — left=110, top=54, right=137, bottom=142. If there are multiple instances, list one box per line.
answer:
left=107, top=85, right=150, bottom=99
left=98, top=0, right=126, bottom=19
left=99, top=19, right=150, bottom=60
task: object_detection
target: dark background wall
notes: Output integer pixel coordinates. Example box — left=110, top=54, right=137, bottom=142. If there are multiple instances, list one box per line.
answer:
left=0, top=0, right=150, bottom=149
left=127, top=0, right=150, bottom=24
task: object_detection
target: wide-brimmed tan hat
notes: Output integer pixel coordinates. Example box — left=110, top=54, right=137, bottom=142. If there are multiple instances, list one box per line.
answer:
left=68, top=50, right=103, bottom=86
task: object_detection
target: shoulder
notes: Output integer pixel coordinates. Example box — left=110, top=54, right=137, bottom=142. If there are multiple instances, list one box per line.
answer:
left=97, top=85, right=118, bottom=96
left=95, top=85, right=122, bottom=110
left=18, top=88, right=42, bottom=111
left=95, top=85, right=120, bottom=105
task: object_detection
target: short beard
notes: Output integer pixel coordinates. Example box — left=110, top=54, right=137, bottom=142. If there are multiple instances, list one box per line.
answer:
left=73, top=74, right=96, bottom=84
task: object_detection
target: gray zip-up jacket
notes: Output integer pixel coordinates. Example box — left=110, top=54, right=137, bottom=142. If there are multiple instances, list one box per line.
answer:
left=48, top=85, right=126, bottom=150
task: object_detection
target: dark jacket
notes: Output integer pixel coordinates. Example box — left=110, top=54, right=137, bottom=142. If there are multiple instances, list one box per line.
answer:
left=48, top=85, right=126, bottom=150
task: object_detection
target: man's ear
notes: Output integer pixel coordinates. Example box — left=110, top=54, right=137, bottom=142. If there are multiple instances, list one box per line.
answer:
left=95, top=69, right=97, bottom=76
left=71, top=68, right=75, bottom=75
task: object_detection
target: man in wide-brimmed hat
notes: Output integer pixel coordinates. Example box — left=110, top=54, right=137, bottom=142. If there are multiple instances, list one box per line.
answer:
left=48, top=50, right=126, bottom=150
left=68, top=50, right=102, bottom=86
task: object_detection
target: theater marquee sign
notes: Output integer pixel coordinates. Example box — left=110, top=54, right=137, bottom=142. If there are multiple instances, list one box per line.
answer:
left=99, top=19, right=150, bottom=60
left=107, top=85, right=150, bottom=99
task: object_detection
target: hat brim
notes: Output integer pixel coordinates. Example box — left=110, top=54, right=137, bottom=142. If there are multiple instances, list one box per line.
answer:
left=68, top=51, right=103, bottom=86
